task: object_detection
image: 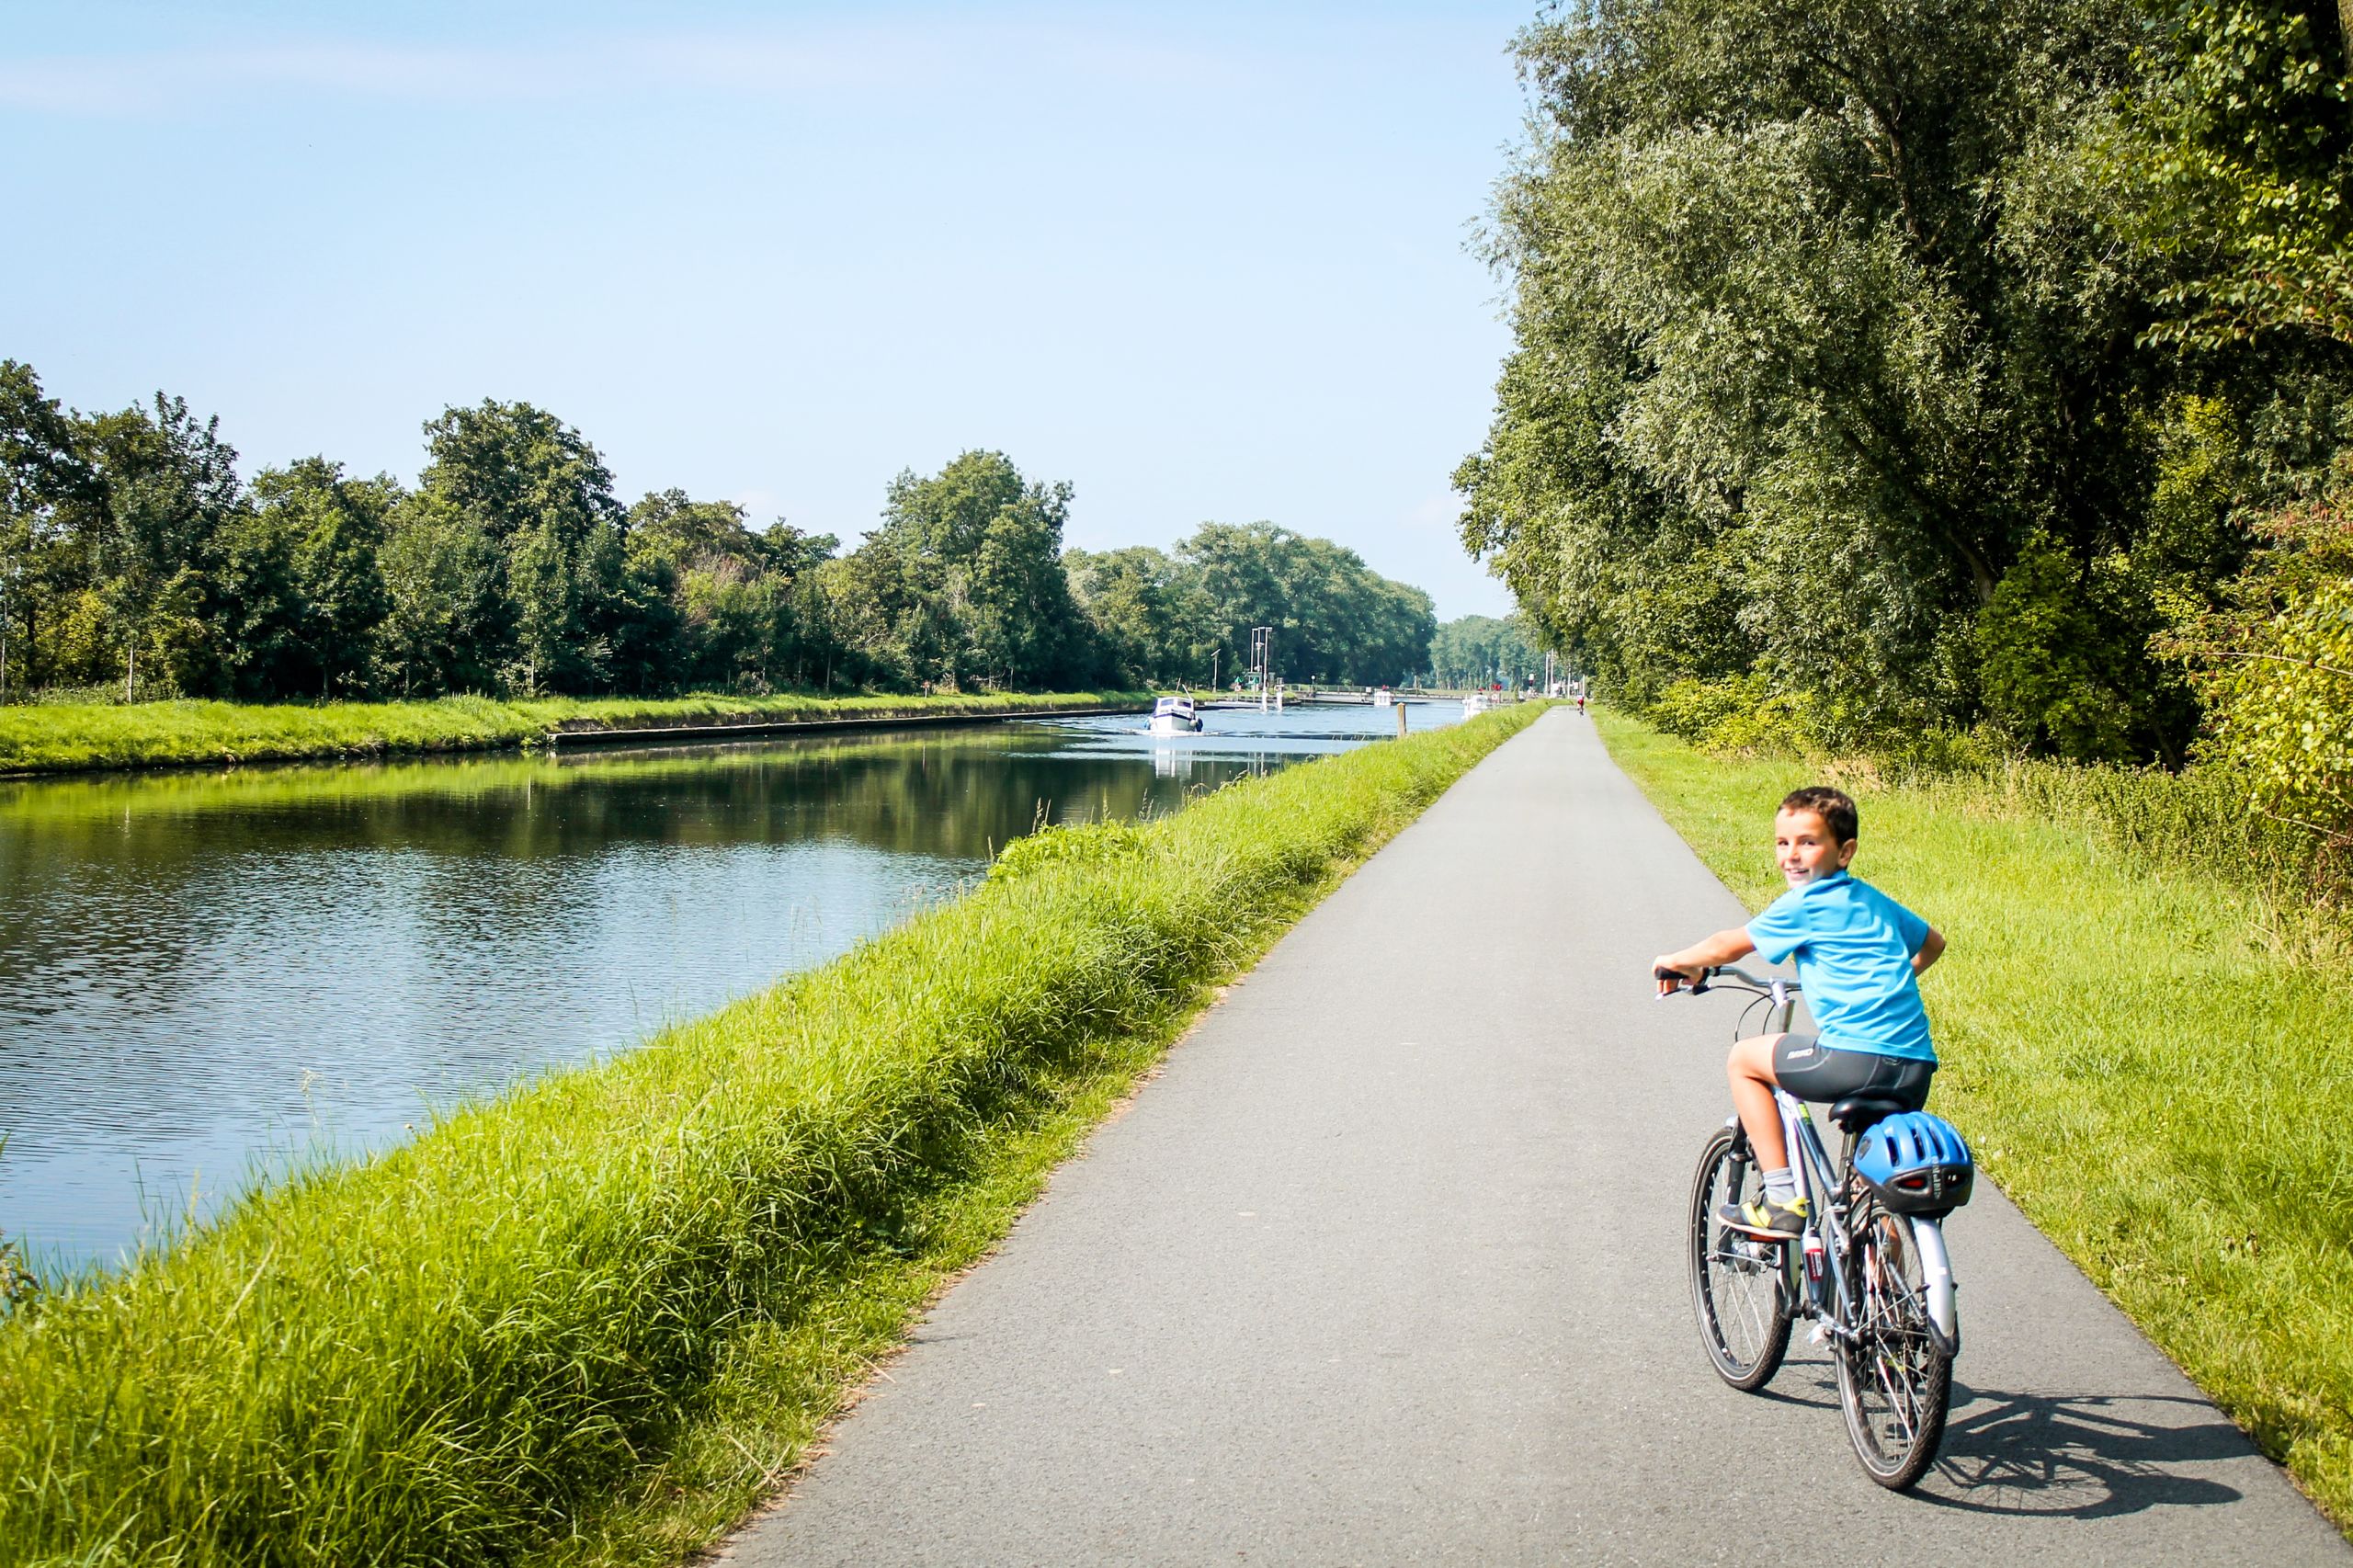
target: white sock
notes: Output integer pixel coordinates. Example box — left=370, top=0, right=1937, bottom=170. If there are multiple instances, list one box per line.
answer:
left=1762, top=1167, right=1795, bottom=1205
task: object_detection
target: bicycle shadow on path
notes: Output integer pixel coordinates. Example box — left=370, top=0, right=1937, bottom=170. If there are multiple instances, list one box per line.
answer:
left=1918, top=1385, right=2250, bottom=1519
left=1729, top=1353, right=2247, bottom=1519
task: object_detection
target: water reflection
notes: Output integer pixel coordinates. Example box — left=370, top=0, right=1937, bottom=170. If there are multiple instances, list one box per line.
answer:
left=0, top=700, right=1460, bottom=1271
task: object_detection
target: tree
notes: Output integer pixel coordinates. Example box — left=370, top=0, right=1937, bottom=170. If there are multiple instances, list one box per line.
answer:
left=1428, top=615, right=1546, bottom=688
left=2108, top=0, right=2353, bottom=347
left=2164, top=450, right=2353, bottom=836
left=203, top=459, right=398, bottom=699
left=0, top=362, right=1452, bottom=708
left=379, top=493, right=502, bottom=697
left=621, top=490, right=841, bottom=692
left=1453, top=0, right=2322, bottom=757
left=1067, top=545, right=1206, bottom=685
left=1175, top=521, right=1436, bottom=685
left=969, top=499, right=1087, bottom=687
left=420, top=401, right=629, bottom=694
left=812, top=543, right=927, bottom=689
left=82, top=394, right=246, bottom=700
left=0, top=361, right=98, bottom=698
left=869, top=451, right=1095, bottom=688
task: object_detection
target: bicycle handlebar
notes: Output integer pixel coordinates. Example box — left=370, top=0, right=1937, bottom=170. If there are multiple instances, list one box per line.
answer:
left=1652, top=963, right=1800, bottom=998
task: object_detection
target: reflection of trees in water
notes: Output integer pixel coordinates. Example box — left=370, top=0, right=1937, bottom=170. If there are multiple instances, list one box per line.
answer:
left=0, top=735, right=1252, bottom=1016
left=0, top=733, right=1244, bottom=869
left=0, top=732, right=1276, bottom=1267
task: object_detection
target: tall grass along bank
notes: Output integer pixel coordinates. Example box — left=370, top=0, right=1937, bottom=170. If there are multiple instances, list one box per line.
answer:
left=0, top=702, right=1546, bottom=1568
left=1596, top=709, right=2353, bottom=1531
left=0, top=690, right=1150, bottom=778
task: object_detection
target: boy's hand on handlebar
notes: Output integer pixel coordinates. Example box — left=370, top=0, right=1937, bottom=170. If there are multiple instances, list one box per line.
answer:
left=1651, top=926, right=1756, bottom=996
left=1652, top=960, right=1705, bottom=996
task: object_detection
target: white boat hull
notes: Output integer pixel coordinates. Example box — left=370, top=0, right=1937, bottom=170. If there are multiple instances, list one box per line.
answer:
left=1149, top=697, right=1202, bottom=736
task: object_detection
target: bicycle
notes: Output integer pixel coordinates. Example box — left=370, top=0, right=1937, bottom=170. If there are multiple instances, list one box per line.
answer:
left=1661, top=964, right=1962, bottom=1489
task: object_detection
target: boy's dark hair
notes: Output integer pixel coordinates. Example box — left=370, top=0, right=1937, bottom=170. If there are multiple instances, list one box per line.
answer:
left=1779, top=785, right=1859, bottom=845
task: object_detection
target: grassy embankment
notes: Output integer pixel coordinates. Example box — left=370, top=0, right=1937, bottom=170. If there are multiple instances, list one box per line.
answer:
left=0, top=689, right=1151, bottom=777
left=1597, top=709, right=2353, bottom=1528
left=0, top=702, right=1546, bottom=1567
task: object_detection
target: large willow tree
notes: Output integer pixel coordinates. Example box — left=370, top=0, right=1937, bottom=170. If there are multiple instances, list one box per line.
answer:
left=1460, top=0, right=2353, bottom=761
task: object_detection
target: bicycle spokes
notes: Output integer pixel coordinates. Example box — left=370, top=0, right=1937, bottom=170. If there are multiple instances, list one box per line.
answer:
left=1689, top=1127, right=1793, bottom=1392
left=1834, top=1204, right=1952, bottom=1487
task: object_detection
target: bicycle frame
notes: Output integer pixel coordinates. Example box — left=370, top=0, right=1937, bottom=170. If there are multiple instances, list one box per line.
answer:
left=1724, top=971, right=1961, bottom=1357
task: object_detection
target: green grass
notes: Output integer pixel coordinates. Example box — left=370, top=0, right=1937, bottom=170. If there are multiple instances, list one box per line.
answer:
left=0, top=702, right=1547, bottom=1568
left=1596, top=708, right=2353, bottom=1531
left=0, top=690, right=1151, bottom=777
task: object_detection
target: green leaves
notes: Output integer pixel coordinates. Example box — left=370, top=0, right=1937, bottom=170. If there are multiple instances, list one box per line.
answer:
left=1427, top=614, right=1544, bottom=688
left=1174, top=520, right=1435, bottom=687
left=2107, top=0, right=2353, bottom=347
left=834, top=449, right=1094, bottom=693
left=2168, top=458, right=2353, bottom=836
left=1974, top=533, right=2159, bottom=758
left=1464, top=0, right=2352, bottom=764
left=2, top=370, right=1449, bottom=708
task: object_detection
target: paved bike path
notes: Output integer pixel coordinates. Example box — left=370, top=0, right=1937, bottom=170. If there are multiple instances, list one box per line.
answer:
left=724, top=710, right=2346, bottom=1565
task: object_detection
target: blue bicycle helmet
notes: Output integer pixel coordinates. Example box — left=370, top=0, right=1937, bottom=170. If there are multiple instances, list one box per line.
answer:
left=1853, top=1110, right=1975, bottom=1216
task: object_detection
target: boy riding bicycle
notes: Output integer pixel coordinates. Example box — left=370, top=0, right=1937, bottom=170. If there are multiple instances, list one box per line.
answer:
left=1651, top=786, right=1945, bottom=1238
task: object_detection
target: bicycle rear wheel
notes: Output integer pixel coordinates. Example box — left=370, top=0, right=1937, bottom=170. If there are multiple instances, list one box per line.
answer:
left=1688, top=1125, right=1792, bottom=1391
left=1836, top=1199, right=1952, bottom=1488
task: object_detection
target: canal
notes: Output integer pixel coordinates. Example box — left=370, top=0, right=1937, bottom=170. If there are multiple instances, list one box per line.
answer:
left=0, top=702, right=1461, bottom=1273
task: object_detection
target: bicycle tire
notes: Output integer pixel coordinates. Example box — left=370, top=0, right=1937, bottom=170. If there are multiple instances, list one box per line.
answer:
left=1688, top=1125, right=1792, bottom=1392
left=1835, top=1197, right=1952, bottom=1488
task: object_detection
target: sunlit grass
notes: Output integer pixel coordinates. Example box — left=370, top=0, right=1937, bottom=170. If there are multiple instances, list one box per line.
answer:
left=0, top=703, right=1545, bottom=1567
left=1597, top=708, right=2353, bottom=1531
left=0, top=690, right=1151, bottom=777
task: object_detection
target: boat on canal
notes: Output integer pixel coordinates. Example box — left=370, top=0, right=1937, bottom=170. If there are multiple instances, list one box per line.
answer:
left=1149, top=694, right=1205, bottom=735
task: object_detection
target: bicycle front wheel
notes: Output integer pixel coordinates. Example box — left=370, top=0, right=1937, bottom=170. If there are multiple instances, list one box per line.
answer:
left=1688, top=1125, right=1792, bottom=1392
left=1836, top=1199, right=1952, bottom=1488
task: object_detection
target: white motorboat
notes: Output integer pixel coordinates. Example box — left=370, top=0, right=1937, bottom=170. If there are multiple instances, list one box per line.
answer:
left=1462, top=690, right=1489, bottom=717
left=1149, top=694, right=1204, bottom=736
left=1371, top=687, right=1393, bottom=708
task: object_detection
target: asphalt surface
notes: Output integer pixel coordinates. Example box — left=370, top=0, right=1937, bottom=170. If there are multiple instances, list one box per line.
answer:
left=723, top=709, right=2347, bottom=1566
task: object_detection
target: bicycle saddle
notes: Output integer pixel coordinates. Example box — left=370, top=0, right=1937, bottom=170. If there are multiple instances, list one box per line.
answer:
left=1829, top=1095, right=1909, bottom=1133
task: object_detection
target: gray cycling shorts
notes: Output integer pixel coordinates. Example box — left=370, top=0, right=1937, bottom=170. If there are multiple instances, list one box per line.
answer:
left=1771, top=1034, right=1934, bottom=1110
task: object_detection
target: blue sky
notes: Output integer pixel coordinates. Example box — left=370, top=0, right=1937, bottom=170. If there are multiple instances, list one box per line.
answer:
left=3, top=2, right=1537, bottom=618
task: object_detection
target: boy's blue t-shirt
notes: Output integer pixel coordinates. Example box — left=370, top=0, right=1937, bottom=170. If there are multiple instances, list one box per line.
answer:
left=1745, top=871, right=1936, bottom=1062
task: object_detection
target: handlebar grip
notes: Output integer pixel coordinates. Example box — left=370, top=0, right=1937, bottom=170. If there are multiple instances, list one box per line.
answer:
left=1653, top=963, right=1713, bottom=995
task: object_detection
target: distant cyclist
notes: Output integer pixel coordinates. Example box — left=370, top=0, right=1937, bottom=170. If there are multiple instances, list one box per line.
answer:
left=1649, top=786, right=1945, bottom=1237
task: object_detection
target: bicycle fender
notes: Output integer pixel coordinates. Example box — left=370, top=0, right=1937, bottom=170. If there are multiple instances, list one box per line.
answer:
left=1911, top=1217, right=1961, bottom=1358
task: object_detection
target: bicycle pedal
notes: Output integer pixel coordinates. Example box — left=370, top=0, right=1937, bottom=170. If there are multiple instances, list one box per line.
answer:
left=1810, top=1323, right=1830, bottom=1346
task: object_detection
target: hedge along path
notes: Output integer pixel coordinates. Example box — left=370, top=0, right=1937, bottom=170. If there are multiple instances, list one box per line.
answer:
left=0, top=701, right=1547, bottom=1568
